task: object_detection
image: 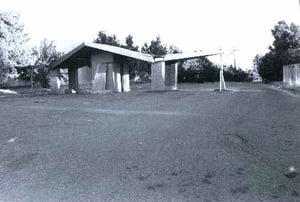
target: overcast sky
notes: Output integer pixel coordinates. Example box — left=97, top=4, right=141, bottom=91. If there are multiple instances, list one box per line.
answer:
left=1, top=0, right=300, bottom=69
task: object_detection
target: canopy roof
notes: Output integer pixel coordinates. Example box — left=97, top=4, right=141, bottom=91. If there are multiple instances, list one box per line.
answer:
left=51, top=42, right=222, bottom=69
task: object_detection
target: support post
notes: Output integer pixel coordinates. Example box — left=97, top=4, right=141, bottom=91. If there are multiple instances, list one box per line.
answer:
left=50, top=68, right=61, bottom=94
left=151, top=61, right=165, bottom=91
left=122, top=64, right=130, bottom=92
left=68, top=67, right=79, bottom=92
left=92, top=63, right=107, bottom=91
left=113, top=63, right=122, bottom=92
left=165, top=62, right=178, bottom=90
left=173, top=63, right=178, bottom=90
left=106, top=63, right=114, bottom=90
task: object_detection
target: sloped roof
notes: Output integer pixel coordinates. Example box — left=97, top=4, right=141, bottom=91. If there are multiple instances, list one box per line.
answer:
left=51, top=42, right=154, bottom=69
left=51, top=42, right=222, bottom=69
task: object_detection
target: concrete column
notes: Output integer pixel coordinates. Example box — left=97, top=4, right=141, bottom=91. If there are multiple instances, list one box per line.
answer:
left=78, top=66, right=92, bottom=90
left=296, top=64, right=300, bottom=86
left=165, top=63, right=178, bottom=91
left=174, top=63, right=178, bottom=90
left=122, top=64, right=130, bottom=92
left=49, top=68, right=61, bottom=94
left=151, top=61, right=165, bottom=91
left=93, top=63, right=107, bottom=91
left=106, top=63, right=114, bottom=90
left=291, top=66, right=296, bottom=86
left=286, top=65, right=293, bottom=87
left=78, top=66, right=92, bottom=84
left=113, top=63, right=122, bottom=92
left=91, top=52, right=114, bottom=92
left=283, top=64, right=300, bottom=88
left=68, top=67, right=79, bottom=92
left=283, top=66, right=287, bottom=84
left=91, top=52, right=113, bottom=79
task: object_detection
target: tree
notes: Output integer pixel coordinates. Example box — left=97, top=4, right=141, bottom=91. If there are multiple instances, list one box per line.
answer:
left=94, top=31, right=120, bottom=47
left=179, top=58, right=219, bottom=83
left=18, top=39, right=62, bottom=88
left=257, top=21, right=300, bottom=81
left=253, top=54, right=261, bottom=73
left=122, top=34, right=140, bottom=79
left=0, top=11, right=30, bottom=81
left=134, top=36, right=169, bottom=82
left=34, top=39, right=62, bottom=87
left=178, top=57, right=252, bottom=83
left=224, top=65, right=252, bottom=82
left=123, top=34, right=138, bottom=51
left=141, top=36, right=168, bottom=56
left=168, top=45, right=181, bottom=54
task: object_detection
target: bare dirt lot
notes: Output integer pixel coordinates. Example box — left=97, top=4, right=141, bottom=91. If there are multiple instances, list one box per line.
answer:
left=0, top=82, right=299, bottom=201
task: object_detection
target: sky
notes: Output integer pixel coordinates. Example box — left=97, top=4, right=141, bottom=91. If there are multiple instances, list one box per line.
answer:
left=1, top=0, right=300, bottom=69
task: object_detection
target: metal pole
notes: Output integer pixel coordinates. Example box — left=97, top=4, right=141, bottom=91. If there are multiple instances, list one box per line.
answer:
left=219, top=53, right=223, bottom=92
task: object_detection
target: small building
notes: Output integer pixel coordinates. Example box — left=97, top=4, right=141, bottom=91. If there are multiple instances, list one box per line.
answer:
left=50, top=42, right=220, bottom=93
left=283, top=63, right=300, bottom=89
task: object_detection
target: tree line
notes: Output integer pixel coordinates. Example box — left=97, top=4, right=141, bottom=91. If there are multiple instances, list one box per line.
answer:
left=254, top=21, right=300, bottom=82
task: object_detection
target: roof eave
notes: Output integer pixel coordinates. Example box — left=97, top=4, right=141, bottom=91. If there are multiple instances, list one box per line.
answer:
left=50, top=43, right=86, bottom=69
left=163, top=51, right=222, bottom=62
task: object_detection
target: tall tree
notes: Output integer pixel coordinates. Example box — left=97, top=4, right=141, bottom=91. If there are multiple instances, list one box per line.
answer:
left=180, top=58, right=219, bottom=83
left=30, top=39, right=62, bottom=87
left=94, top=31, right=120, bottom=47
left=0, top=11, right=30, bottom=81
left=137, top=36, right=168, bottom=81
left=257, top=21, right=300, bottom=81
left=123, top=34, right=138, bottom=51
left=141, top=36, right=168, bottom=56
left=168, top=45, right=181, bottom=54
left=122, top=34, right=140, bottom=79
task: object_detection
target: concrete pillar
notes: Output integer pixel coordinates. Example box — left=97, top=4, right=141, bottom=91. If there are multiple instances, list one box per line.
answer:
left=91, top=52, right=113, bottom=79
left=106, top=63, right=114, bottom=90
left=91, top=52, right=114, bottom=92
left=113, top=64, right=122, bottom=92
left=287, top=65, right=293, bottom=86
left=78, top=66, right=92, bottom=84
left=93, top=63, right=107, bottom=91
left=49, top=68, right=61, bottom=94
left=122, top=64, right=130, bottom=92
left=78, top=66, right=92, bottom=90
left=174, top=63, right=178, bottom=90
left=283, top=66, right=287, bottom=84
left=165, top=63, right=178, bottom=91
left=283, top=64, right=300, bottom=88
left=296, top=64, right=300, bottom=86
left=68, top=67, right=79, bottom=92
left=151, top=61, right=165, bottom=91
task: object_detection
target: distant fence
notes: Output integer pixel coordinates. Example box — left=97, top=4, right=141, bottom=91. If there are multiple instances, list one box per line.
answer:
left=283, top=63, right=300, bottom=88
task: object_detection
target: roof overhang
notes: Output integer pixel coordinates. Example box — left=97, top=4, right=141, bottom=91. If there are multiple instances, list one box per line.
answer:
left=51, top=42, right=154, bottom=69
left=156, top=50, right=223, bottom=63
left=51, top=42, right=222, bottom=69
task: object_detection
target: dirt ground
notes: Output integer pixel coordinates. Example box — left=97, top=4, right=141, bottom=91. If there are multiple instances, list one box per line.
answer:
left=0, top=82, right=299, bottom=201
